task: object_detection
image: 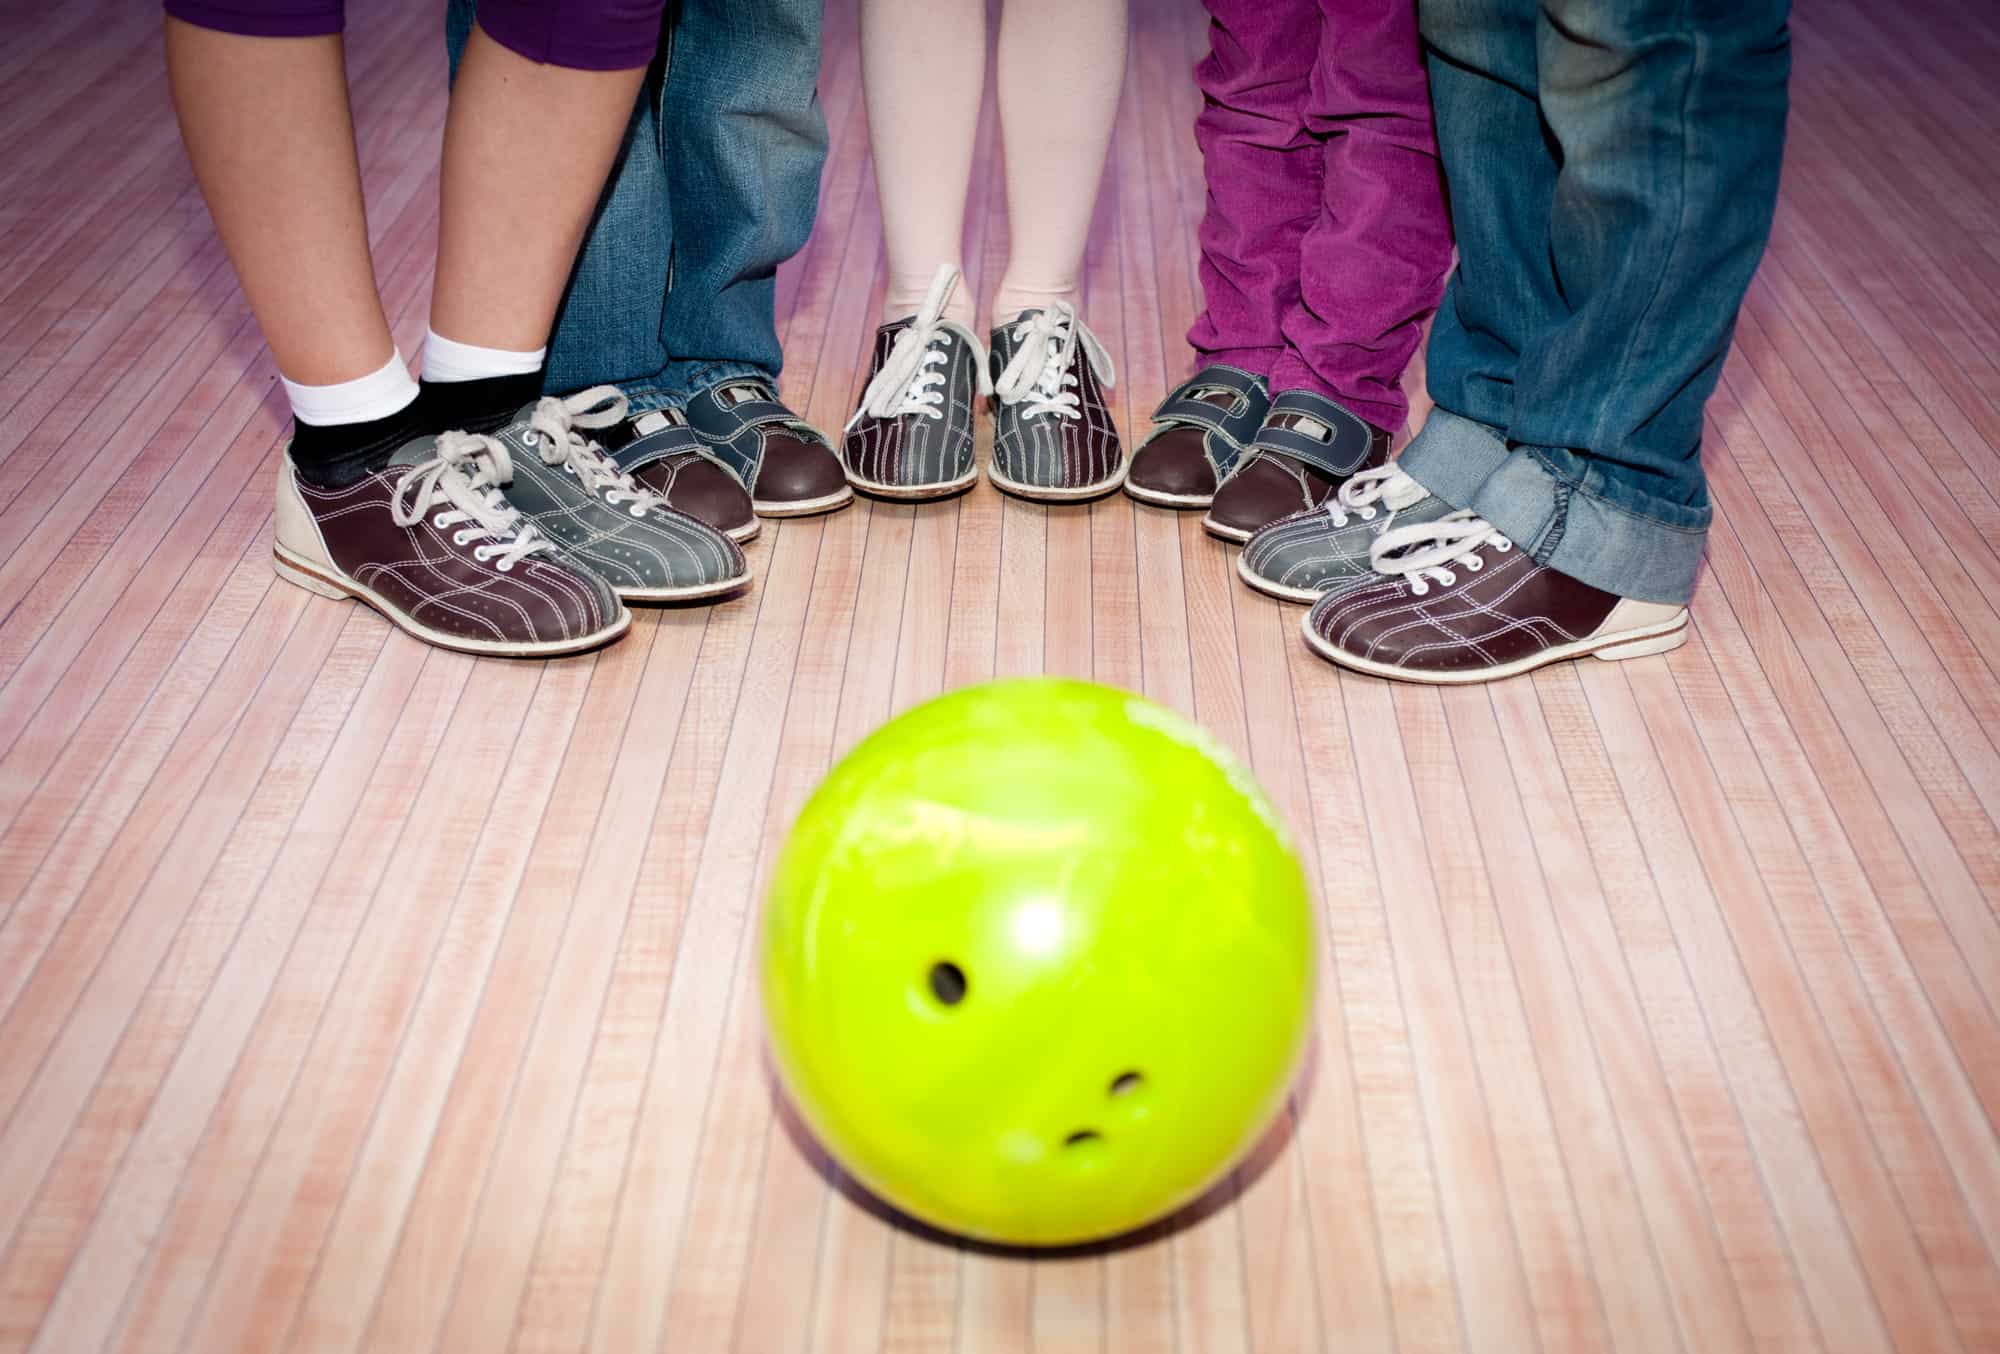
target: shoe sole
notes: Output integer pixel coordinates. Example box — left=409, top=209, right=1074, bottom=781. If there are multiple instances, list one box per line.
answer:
left=1123, top=481, right=1214, bottom=509
left=1235, top=550, right=1331, bottom=604
left=1200, top=513, right=1256, bottom=543
left=847, top=466, right=982, bottom=502
left=1300, top=607, right=1691, bottom=684
left=274, top=546, right=630, bottom=658
left=723, top=518, right=762, bottom=544
left=752, top=485, right=856, bottom=518
left=987, top=463, right=1128, bottom=504
left=614, top=571, right=753, bottom=605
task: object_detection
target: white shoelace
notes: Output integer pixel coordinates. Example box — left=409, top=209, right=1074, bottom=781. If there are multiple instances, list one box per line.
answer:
left=522, top=386, right=667, bottom=517
left=846, top=264, right=990, bottom=430
left=1369, top=510, right=1513, bottom=596
left=390, top=431, right=552, bottom=572
left=992, top=303, right=1116, bottom=421
left=1321, top=465, right=1409, bottom=528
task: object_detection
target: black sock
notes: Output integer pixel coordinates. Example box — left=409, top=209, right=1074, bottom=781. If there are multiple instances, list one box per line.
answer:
left=288, top=372, right=545, bottom=488
left=414, top=371, right=546, bottom=440
left=288, top=396, right=428, bottom=489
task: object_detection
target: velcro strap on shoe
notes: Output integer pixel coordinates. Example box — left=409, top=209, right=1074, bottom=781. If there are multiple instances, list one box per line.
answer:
left=611, top=411, right=704, bottom=474
left=1149, top=365, right=1268, bottom=445
left=687, top=380, right=835, bottom=457
left=1248, top=391, right=1378, bottom=478
left=689, top=380, right=791, bottom=430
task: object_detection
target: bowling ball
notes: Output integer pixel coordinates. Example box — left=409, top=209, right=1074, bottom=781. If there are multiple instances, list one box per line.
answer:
left=761, top=677, right=1314, bottom=1246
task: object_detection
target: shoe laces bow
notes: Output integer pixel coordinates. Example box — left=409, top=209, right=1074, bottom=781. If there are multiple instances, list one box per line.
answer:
left=391, top=431, right=552, bottom=571
left=524, top=386, right=669, bottom=517
left=993, top=301, right=1115, bottom=421
left=1369, top=510, right=1513, bottom=596
left=846, top=264, right=990, bottom=429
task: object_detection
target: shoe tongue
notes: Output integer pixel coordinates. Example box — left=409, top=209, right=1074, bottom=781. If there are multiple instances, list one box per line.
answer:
left=1383, top=468, right=1432, bottom=510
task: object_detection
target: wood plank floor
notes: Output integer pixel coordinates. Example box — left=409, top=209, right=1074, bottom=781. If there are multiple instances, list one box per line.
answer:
left=3, top=1, right=1998, bottom=1350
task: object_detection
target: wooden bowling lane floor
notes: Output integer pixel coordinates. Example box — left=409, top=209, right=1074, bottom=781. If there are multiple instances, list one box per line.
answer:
left=3, top=0, right=2000, bottom=1350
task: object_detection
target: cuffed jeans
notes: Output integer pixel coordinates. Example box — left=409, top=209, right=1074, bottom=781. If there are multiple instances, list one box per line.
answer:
left=447, top=0, right=828, bottom=411
left=1402, top=0, right=1791, bottom=605
left=1190, top=0, right=1454, bottom=432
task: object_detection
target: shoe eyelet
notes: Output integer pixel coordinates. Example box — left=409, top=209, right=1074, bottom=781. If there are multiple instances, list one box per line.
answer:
left=496, top=560, right=515, bottom=573
left=1409, top=582, right=1429, bottom=597
left=629, top=505, right=647, bottom=517
left=1438, top=570, right=1456, bottom=586
left=433, top=513, right=449, bottom=528
left=521, top=431, right=539, bottom=447
left=1496, top=540, right=1513, bottom=552
left=1466, top=558, right=1483, bottom=573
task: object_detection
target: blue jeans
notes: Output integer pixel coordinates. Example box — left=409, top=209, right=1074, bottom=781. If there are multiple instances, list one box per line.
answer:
left=446, top=0, right=828, bottom=413
left=1400, top=0, right=1790, bottom=604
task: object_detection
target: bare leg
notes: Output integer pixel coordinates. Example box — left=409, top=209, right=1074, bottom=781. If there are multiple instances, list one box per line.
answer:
left=164, top=20, right=394, bottom=385
left=430, top=24, right=647, bottom=349
left=168, top=17, right=646, bottom=377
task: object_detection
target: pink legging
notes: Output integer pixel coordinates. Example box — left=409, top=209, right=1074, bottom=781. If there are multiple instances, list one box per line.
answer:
left=862, top=0, right=1130, bottom=330
left=162, top=0, right=664, bottom=70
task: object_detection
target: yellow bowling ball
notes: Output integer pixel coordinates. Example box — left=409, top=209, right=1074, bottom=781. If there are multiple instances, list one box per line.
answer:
left=761, top=678, right=1315, bottom=1246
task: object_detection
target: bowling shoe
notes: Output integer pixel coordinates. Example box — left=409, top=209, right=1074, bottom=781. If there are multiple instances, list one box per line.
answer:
left=683, top=376, right=852, bottom=518
left=1301, top=511, right=1690, bottom=683
left=986, top=302, right=1125, bottom=502
left=488, top=388, right=752, bottom=603
left=607, top=406, right=761, bottom=543
left=1124, top=365, right=1270, bottom=510
left=272, top=430, right=629, bottom=657
left=1236, top=465, right=1452, bottom=603
left=843, top=265, right=984, bottom=500
left=1203, top=389, right=1392, bottom=543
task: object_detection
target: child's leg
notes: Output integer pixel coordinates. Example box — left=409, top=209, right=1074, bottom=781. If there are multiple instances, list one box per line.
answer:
left=165, top=18, right=425, bottom=485
left=422, top=21, right=651, bottom=432
left=163, top=19, right=394, bottom=390
left=430, top=22, right=649, bottom=355
left=655, top=0, right=828, bottom=401
left=1186, top=0, right=1318, bottom=379
left=164, top=5, right=659, bottom=651
left=1270, top=0, right=1454, bottom=431
left=165, top=12, right=652, bottom=480
left=860, top=0, right=986, bottom=328
left=991, top=0, right=1128, bottom=325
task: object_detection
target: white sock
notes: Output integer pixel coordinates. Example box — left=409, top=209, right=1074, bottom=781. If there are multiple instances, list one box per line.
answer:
left=422, top=328, right=547, bottom=384
left=281, top=351, right=419, bottom=427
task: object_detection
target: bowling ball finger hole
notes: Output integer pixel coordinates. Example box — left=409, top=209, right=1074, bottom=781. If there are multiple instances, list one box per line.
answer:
left=927, top=961, right=968, bottom=1007
left=1062, top=1129, right=1111, bottom=1170
left=1109, top=1071, right=1145, bottom=1097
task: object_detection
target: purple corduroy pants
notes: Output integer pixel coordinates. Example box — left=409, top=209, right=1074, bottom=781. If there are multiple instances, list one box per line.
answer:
left=1190, top=0, right=1454, bottom=431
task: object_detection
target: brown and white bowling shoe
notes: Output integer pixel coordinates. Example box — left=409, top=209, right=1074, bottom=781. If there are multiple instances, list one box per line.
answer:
left=1204, top=389, right=1391, bottom=543
left=1301, top=512, right=1689, bottom=683
left=273, top=429, right=629, bottom=658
